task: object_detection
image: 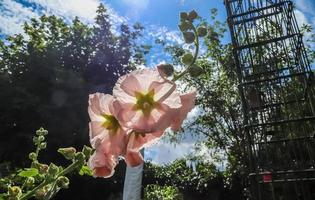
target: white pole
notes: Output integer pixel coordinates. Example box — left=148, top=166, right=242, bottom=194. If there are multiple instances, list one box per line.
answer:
left=122, top=149, right=144, bottom=200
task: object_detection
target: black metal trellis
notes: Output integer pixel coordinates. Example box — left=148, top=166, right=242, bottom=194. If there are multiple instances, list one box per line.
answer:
left=224, top=0, right=315, bottom=199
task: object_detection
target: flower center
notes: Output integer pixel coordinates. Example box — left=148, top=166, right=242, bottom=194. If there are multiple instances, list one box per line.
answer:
left=134, top=90, right=156, bottom=116
left=102, top=114, right=120, bottom=131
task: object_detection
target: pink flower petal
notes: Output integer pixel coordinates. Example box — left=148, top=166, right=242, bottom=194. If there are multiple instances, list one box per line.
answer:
left=88, top=93, right=114, bottom=116
left=114, top=73, right=141, bottom=99
left=171, top=89, right=197, bottom=131
left=96, top=128, right=128, bottom=156
left=127, top=131, right=164, bottom=151
left=114, top=101, right=137, bottom=124
left=124, top=150, right=143, bottom=167
left=88, top=151, right=118, bottom=178
left=124, top=130, right=164, bottom=167
left=160, top=88, right=182, bottom=109
left=89, top=122, right=107, bottom=148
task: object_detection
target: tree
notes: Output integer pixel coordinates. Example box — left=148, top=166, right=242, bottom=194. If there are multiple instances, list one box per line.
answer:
left=144, top=159, right=225, bottom=200
left=0, top=4, right=144, bottom=199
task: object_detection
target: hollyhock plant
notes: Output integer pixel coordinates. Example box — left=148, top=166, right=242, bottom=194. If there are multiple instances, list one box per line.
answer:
left=88, top=9, right=206, bottom=178
left=113, top=68, right=182, bottom=133
left=88, top=93, right=128, bottom=177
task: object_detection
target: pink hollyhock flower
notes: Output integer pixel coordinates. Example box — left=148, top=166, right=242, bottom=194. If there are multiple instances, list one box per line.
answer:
left=170, top=89, right=197, bottom=131
left=88, top=93, right=128, bottom=177
left=124, top=130, right=164, bottom=167
left=113, top=68, right=182, bottom=133
left=88, top=150, right=118, bottom=178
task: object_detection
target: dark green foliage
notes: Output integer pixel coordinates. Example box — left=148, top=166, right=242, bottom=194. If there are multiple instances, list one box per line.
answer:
left=0, top=4, right=145, bottom=200
left=144, top=159, right=227, bottom=200
left=144, top=184, right=183, bottom=200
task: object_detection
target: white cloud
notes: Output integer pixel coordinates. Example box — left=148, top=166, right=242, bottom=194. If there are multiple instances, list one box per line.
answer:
left=145, top=141, right=195, bottom=164
left=0, top=0, right=127, bottom=36
left=27, top=0, right=99, bottom=23
left=121, top=0, right=149, bottom=10
left=0, top=0, right=40, bottom=35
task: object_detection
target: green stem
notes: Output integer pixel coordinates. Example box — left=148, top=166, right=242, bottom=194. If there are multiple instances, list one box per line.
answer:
left=20, top=161, right=80, bottom=200
left=173, top=26, right=200, bottom=82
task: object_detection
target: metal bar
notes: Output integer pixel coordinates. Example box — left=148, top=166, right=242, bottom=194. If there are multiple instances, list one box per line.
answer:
left=230, top=1, right=290, bottom=18
left=236, top=34, right=299, bottom=50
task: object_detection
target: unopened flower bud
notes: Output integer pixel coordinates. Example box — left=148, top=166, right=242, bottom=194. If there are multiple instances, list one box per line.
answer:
left=183, top=32, right=195, bottom=44
left=39, top=142, right=47, bottom=149
left=8, top=186, right=22, bottom=197
left=82, top=146, right=93, bottom=159
left=38, top=135, right=45, bottom=142
left=36, top=128, right=48, bottom=136
left=25, top=177, right=35, bottom=187
left=35, top=188, right=46, bottom=200
left=33, top=136, right=39, bottom=144
left=178, top=21, right=192, bottom=32
left=181, top=53, right=194, bottom=65
left=75, top=152, right=85, bottom=165
left=58, top=147, right=76, bottom=160
left=75, top=152, right=85, bottom=161
left=188, top=10, right=198, bottom=21
left=48, top=163, right=59, bottom=176
left=197, top=26, right=207, bottom=37
left=189, top=65, right=204, bottom=77
left=180, top=12, right=188, bottom=20
left=56, top=176, right=69, bottom=189
left=29, top=152, right=37, bottom=161
left=157, top=64, right=174, bottom=77
left=39, top=164, right=49, bottom=174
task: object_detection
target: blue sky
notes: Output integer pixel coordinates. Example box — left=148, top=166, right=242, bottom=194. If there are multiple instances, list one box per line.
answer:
left=0, top=0, right=315, bottom=165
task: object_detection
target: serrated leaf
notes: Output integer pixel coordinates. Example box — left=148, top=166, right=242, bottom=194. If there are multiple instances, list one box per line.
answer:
left=79, top=165, right=93, bottom=176
left=18, top=168, right=38, bottom=177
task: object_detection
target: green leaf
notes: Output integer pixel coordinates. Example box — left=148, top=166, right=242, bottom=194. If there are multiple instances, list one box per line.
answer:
left=0, top=193, right=8, bottom=200
left=79, top=165, right=93, bottom=176
left=18, top=168, right=39, bottom=177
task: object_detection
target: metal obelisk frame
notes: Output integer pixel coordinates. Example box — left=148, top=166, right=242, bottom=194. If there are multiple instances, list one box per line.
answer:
left=224, top=0, right=315, bottom=199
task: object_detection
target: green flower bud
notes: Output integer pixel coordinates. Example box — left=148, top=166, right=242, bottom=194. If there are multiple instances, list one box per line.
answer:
left=189, top=65, right=204, bottom=77
left=56, top=176, right=69, bottom=189
left=181, top=53, right=194, bottom=65
left=157, top=64, right=174, bottom=77
left=178, top=21, right=192, bottom=32
left=33, top=136, right=39, bottom=144
left=58, top=147, right=76, bottom=160
left=35, top=188, right=46, bottom=200
left=38, top=135, right=45, bottom=142
left=36, top=127, right=48, bottom=136
left=48, top=163, right=59, bottom=176
left=188, top=10, right=198, bottom=21
left=180, top=12, right=188, bottom=20
left=197, top=26, right=207, bottom=37
left=8, top=186, right=22, bottom=197
left=75, top=152, right=86, bottom=166
left=29, top=152, right=37, bottom=161
left=82, top=146, right=93, bottom=159
left=39, top=164, right=49, bottom=174
left=25, top=177, right=35, bottom=187
left=39, top=142, right=47, bottom=149
left=183, top=32, right=195, bottom=44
